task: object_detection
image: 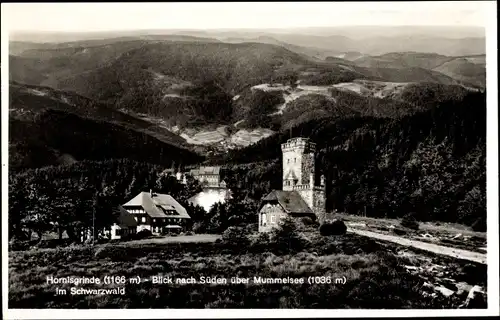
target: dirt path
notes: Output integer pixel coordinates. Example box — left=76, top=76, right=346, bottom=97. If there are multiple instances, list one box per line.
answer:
left=348, top=228, right=487, bottom=264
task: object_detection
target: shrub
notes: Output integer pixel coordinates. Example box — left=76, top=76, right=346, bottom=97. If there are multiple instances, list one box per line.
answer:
left=301, top=216, right=320, bottom=227
left=471, top=217, right=486, bottom=232
left=401, top=213, right=419, bottom=230
left=251, top=232, right=270, bottom=247
left=221, top=226, right=251, bottom=248
left=319, top=219, right=347, bottom=236
left=459, top=263, right=487, bottom=285
left=8, top=238, right=30, bottom=251
left=269, top=217, right=305, bottom=254
left=136, top=229, right=152, bottom=239
left=244, top=223, right=258, bottom=233
left=185, top=231, right=194, bottom=236
left=192, top=222, right=204, bottom=234
left=393, top=227, right=408, bottom=236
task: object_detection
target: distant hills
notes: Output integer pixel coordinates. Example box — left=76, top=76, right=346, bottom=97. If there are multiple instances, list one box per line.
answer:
left=352, top=52, right=486, bottom=87
left=172, top=27, right=485, bottom=56
left=9, top=83, right=202, bottom=171
left=8, top=29, right=487, bottom=158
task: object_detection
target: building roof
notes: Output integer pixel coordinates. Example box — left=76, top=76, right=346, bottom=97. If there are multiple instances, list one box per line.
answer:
left=260, top=190, right=313, bottom=214
left=190, top=166, right=220, bottom=175
left=114, top=206, right=138, bottom=228
left=123, top=192, right=191, bottom=219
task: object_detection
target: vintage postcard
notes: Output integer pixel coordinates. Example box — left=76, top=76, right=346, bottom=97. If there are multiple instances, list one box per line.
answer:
left=1, top=1, right=498, bottom=319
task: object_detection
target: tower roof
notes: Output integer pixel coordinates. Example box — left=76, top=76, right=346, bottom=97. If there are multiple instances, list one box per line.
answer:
left=284, top=170, right=298, bottom=181
left=260, top=190, right=313, bottom=214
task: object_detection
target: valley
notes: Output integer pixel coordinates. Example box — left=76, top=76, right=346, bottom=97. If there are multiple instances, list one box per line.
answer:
left=7, top=32, right=487, bottom=171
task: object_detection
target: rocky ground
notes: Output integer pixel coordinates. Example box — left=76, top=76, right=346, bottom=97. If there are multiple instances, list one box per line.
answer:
left=344, top=219, right=486, bottom=254
left=338, top=216, right=488, bottom=308
left=386, top=244, right=488, bottom=308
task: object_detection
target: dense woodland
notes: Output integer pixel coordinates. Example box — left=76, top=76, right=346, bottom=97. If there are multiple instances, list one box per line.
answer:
left=9, top=160, right=198, bottom=242
left=9, top=108, right=202, bottom=172
left=215, top=91, right=486, bottom=227
left=8, top=158, right=266, bottom=242
left=8, top=90, right=487, bottom=241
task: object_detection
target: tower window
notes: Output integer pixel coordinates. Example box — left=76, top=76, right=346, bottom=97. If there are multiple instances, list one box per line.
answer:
left=294, top=158, right=296, bottom=163
left=287, top=159, right=290, bottom=164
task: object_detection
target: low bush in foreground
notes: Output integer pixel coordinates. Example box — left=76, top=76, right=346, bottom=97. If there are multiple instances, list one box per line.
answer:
left=471, top=217, right=486, bottom=232
left=268, top=217, right=308, bottom=255
left=301, top=216, right=320, bottom=228
left=136, top=229, right=153, bottom=239
left=319, top=220, right=347, bottom=236
left=401, top=213, right=420, bottom=230
left=393, top=227, right=408, bottom=236
left=221, top=226, right=251, bottom=249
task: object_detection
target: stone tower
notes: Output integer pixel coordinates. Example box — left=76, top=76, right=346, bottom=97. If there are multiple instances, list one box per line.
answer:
left=281, top=137, right=326, bottom=221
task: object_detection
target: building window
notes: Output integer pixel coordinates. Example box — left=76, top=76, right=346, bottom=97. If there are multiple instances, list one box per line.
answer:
left=134, top=217, right=138, bottom=221
left=294, top=158, right=296, bottom=163
left=153, top=218, right=156, bottom=223
left=142, top=217, right=146, bottom=223
left=287, top=159, right=290, bottom=164
left=261, top=213, right=267, bottom=226
left=271, top=215, right=276, bottom=224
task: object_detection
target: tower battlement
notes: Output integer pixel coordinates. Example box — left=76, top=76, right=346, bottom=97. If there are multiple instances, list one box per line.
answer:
left=280, top=137, right=325, bottom=220
left=281, top=138, right=316, bottom=153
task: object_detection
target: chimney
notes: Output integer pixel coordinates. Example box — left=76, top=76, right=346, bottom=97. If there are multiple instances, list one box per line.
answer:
left=320, top=175, right=325, bottom=187
left=309, top=173, right=314, bottom=188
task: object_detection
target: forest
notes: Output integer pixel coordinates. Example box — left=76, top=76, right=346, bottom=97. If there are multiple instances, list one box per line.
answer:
left=214, top=91, right=486, bottom=228
left=8, top=89, right=487, bottom=244
left=8, top=158, right=264, bottom=243
left=9, top=108, right=202, bottom=172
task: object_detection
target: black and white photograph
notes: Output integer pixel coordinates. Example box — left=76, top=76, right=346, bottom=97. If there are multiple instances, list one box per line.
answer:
left=1, top=1, right=498, bottom=318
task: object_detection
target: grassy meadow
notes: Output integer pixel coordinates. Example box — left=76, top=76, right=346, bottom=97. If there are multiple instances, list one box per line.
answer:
left=8, top=232, right=465, bottom=309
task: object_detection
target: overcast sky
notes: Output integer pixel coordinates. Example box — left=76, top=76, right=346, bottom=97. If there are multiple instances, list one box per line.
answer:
left=2, top=2, right=492, bottom=32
